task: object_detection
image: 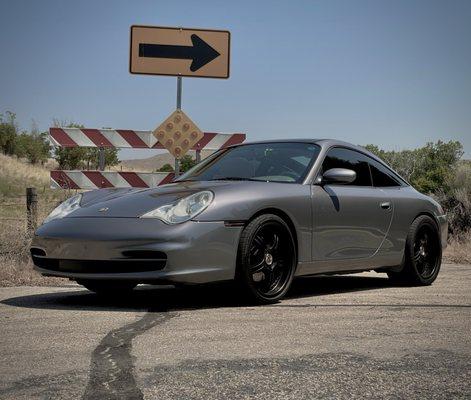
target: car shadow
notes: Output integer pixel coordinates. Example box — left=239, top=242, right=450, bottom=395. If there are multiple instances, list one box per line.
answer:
left=1, top=274, right=394, bottom=312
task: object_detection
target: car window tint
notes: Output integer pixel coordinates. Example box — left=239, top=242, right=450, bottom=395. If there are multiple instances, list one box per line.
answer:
left=178, top=143, right=321, bottom=184
left=368, top=158, right=401, bottom=187
left=322, top=148, right=372, bottom=186
left=291, top=155, right=311, bottom=166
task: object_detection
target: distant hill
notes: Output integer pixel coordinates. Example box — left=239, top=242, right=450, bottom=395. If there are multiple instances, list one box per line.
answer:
left=117, top=152, right=175, bottom=172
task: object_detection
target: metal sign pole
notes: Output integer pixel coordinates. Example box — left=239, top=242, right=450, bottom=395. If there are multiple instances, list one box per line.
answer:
left=174, top=76, right=182, bottom=176
left=176, top=76, right=182, bottom=109
left=98, top=147, right=105, bottom=171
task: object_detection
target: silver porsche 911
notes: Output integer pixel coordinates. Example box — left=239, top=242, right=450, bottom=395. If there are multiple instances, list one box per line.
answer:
left=31, top=140, right=447, bottom=303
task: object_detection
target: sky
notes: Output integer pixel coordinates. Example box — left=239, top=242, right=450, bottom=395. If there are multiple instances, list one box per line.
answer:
left=1, top=0, right=470, bottom=159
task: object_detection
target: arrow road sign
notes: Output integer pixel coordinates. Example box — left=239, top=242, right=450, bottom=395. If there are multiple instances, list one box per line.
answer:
left=130, top=25, right=230, bottom=78
left=139, top=34, right=220, bottom=72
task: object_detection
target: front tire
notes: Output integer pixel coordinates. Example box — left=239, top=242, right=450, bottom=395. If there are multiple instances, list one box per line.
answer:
left=236, top=214, right=296, bottom=304
left=388, top=215, right=442, bottom=285
left=77, top=280, right=137, bottom=295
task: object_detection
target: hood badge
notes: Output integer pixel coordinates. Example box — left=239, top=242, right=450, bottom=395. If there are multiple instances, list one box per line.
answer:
left=98, top=207, right=109, bottom=212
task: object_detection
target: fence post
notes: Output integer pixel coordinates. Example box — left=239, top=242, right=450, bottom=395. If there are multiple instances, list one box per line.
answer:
left=26, top=187, right=38, bottom=234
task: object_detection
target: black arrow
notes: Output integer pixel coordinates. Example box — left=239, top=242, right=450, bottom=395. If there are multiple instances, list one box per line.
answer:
left=139, top=34, right=220, bottom=72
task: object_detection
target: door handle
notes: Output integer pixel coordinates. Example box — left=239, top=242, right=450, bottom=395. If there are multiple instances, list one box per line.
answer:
left=380, top=201, right=391, bottom=210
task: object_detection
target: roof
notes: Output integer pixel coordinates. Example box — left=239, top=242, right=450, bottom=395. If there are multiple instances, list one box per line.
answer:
left=227, top=138, right=408, bottom=183
left=228, top=138, right=381, bottom=161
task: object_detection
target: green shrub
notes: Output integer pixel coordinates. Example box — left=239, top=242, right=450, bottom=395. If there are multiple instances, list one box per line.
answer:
left=365, top=141, right=469, bottom=238
left=364, top=141, right=463, bottom=193
left=433, top=162, right=471, bottom=237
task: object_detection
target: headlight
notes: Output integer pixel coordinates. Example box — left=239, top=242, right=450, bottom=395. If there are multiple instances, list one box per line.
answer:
left=140, top=191, right=213, bottom=224
left=43, top=194, right=82, bottom=224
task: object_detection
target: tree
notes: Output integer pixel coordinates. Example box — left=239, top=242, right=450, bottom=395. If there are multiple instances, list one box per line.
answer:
left=364, top=140, right=463, bottom=194
left=414, top=141, right=463, bottom=193
left=179, top=154, right=196, bottom=173
left=55, top=147, right=87, bottom=169
left=157, top=155, right=196, bottom=173
left=157, top=163, right=174, bottom=172
left=15, top=131, right=51, bottom=164
left=0, top=111, right=18, bottom=155
left=83, top=148, right=119, bottom=170
left=0, top=113, right=50, bottom=164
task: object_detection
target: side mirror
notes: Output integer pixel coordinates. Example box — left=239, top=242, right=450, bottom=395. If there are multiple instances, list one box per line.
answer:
left=321, top=168, right=356, bottom=185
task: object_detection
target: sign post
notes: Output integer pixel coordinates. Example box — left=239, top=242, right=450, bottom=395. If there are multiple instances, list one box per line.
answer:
left=175, top=76, right=183, bottom=175
left=98, top=147, right=105, bottom=171
left=129, top=24, right=231, bottom=178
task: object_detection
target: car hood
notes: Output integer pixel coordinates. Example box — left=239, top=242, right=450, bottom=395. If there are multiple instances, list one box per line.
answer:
left=68, top=181, right=240, bottom=218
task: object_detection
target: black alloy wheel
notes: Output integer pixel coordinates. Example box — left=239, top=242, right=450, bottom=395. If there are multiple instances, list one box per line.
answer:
left=388, top=215, right=441, bottom=285
left=413, top=225, right=440, bottom=280
left=237, top=214, right=296, bottom=304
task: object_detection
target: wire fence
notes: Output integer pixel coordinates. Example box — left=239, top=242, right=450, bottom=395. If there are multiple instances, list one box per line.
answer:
left=0, top=200, right=26, bottom=221
left=0, top=189, right=38, bottom=232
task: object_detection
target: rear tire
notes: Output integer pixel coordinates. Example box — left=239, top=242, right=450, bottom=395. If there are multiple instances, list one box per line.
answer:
left=236, top=214, right=296, bottom=304
left=77, top=280, right=137, bottom=295
left=388, top=215, right=441, bottom=285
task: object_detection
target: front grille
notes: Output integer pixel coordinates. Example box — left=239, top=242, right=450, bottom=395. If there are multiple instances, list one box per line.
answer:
left=121, top=250, right=167, bottom=260
left=31, top=250, right=167, bottom=274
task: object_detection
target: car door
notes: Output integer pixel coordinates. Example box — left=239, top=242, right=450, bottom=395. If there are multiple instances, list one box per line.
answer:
left=312, top=147, right=393, bottom=263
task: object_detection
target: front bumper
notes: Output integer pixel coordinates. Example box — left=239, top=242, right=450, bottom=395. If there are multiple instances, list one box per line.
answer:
left=31, top=217, right=243, bottom=284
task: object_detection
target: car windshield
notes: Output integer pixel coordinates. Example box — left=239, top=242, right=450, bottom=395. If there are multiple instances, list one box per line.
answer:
left=178, top=142, right=321, bottom=183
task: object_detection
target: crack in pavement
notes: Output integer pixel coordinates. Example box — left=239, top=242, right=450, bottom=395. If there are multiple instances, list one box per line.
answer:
left=82, top=308, right=177, bottom=400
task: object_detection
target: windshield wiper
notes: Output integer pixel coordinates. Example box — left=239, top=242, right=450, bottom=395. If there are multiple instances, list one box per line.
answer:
left=209, top=177, right=266, bottom=182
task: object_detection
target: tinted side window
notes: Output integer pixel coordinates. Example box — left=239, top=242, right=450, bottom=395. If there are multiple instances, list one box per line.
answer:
left=368, top=158, right=401, bottom=187
left=322, top=148, right=372, bottom=186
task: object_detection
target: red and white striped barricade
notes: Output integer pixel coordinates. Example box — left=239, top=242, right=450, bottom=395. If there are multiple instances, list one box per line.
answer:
left=49, top=128, right=245, bottom=151
left=50, top=170, right=175, bottom=190
left=49, top=128, right=245, bottom=189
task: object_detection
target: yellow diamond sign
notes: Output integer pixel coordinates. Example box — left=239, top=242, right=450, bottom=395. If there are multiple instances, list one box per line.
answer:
left=153, top=110, right=204, bottom=159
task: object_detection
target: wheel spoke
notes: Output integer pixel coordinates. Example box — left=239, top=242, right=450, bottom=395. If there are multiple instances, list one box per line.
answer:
left=250, top=234, right=265, bottom=258
left=253, top=234, right=265, bottom=249
left=250, top=258, right=266, bottom=273
left=413, top=250, right=422, bottom=262
left=264, top=268, right=275, bottom=289
left=250, top=246, right=261, bottom=258
left=266, top=233, right=279, bottom=252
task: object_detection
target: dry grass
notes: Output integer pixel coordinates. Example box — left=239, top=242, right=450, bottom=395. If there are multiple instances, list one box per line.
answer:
left=0, top=153, right=49, bottom=196
left=443, top=231, right=471, bottom=265
left=0, top=258, right=65, bottom=287
left=0, top=217, right=67, bottom=286
left=0, top=204, right=66, bottom=286
left=0, top=154, right=68, bottom=286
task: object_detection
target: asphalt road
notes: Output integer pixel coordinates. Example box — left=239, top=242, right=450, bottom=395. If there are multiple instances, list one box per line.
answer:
left=1, top=264, right=470, bottom=399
